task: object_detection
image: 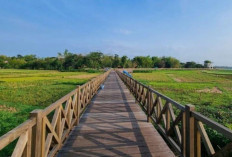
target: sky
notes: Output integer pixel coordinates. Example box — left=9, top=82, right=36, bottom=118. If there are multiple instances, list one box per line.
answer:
left=0, top=0, right=232, bottom=66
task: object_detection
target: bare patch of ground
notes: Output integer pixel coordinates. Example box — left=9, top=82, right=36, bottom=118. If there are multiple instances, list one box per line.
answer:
left=65, top=74, right=97, bottom=79
left=167, top=74, right=182, bottom=82
left=197, top=87, right=222, bottom=94
left=0, top=105, right=17, bottom=112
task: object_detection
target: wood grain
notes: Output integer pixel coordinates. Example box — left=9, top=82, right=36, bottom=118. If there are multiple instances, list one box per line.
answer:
left=57, top=71, right=175, bottom=157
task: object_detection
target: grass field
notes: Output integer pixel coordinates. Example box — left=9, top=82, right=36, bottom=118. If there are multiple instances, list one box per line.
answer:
left=133, top=69, right=232, bottom=129
left=0, top=69, right=101, bottom=138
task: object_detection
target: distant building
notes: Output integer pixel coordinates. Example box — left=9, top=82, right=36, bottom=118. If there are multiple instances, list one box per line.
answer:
left=4, top=60, right=8, bottom=64
left=205, top=62, right=213, bottom=69
left=204, top=60, right=213, bottom=69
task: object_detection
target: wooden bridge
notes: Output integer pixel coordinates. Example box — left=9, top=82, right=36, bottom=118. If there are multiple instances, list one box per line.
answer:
left=1, top=69, right=232, bottom=157
left=57, top=71, right=175, bottom=156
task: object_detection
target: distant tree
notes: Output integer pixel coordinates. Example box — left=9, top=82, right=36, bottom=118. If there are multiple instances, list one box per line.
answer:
left=73, top=54, right=85, bottom=69
left=8, top=59, right=26, bottom=69
left=0, top=51, right=210, bottom=70
left=0, top=55, right=9, bottom=68
left=64, top=49, right=71, bottom=57
left=17, top=54, right=23, bottom=59
left=196, top=64, right=204, bottom=68
left=132, top=56, right=153, bottom=68
left=86, top=52, right=103, bottom=68
left=180, top=62, right=186, bottom=68
left=24, top=55, right=37, bottom=62
left=156, top=59, right=165, bottom=68
left=204, top=60, right=212, bottom=68
left=112, top=54, right=120, bottom=68
left=152, top=56, right=161, bottom=68
left=125, top=59, right=133, bottom=68
left=162, top=57, right=180, bottom=68
left=102, top=55, right=113, bottom=68
left=121, top=56, right=128, bottom=68
left=63, top=54, right=76, bottom=70
left=184, top=61, right=197, bottom=68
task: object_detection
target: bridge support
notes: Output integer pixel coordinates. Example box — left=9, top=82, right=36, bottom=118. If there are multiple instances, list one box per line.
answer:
left=185, top=104, right=195, bottom=157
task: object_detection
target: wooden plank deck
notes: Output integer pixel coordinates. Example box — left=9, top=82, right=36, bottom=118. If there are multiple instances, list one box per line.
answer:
left=57, top=71, right=175, bottom=157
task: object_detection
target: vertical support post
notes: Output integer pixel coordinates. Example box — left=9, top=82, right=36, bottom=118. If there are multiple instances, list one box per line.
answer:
left=22, top=128, right=32, bottom=157
left=30, top=109, right=44, bottom=157
left=166, top=103, right=171, bottom=134
left=194, top=120, right=201, bottom=157
left=182, top=111, right=186, bottom=157
left=147, top=86, right=152, bottom=122
left=186, top=104, right=195, bottom=157
left=157, top=97, right=161, bottom=120
left=76, top=85, right=81, bottom=125
left=135, top=81, right=138, bottom=99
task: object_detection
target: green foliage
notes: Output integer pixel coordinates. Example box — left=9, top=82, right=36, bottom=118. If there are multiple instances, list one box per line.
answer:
left=112, top=54, right=121, bottom=68
left=0, top=50, right=209, bottom=70
left=184, top=61, right=204, bottom=68
left=121, top=56, right=128, bottom=68
left=133, top=56, right=153, bottom=68
left=133, top=69, right=232, bottom=150
left=0, top=69, right=101, bottom=156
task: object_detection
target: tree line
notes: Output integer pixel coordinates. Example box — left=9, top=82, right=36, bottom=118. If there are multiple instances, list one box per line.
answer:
left=0, top=50, right=212, bottom=70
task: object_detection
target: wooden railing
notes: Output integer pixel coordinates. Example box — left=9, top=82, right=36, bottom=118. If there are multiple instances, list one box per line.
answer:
left=0, top=70, right=111, bottom=157
left=116, top=70, right=232, bottom=157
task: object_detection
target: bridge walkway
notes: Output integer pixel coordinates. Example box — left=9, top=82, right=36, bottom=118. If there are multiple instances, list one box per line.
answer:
left=57, top=71, right=175, bottom=157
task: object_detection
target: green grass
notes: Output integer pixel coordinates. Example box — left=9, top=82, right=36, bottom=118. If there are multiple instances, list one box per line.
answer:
left=0, top=69, right=101, bottom=146
left=133, top=69, right=232, bottom=151
left=133, top=69, right=232, bottom=128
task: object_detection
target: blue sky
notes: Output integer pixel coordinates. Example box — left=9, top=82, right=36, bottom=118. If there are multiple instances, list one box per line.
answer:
left=0, top=0, right=232, bottom=66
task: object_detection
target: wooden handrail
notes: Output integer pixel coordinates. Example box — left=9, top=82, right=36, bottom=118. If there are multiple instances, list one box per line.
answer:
left=0, top=118, right=36, bottom=150
left=116, top=70, right=232, bottom=157
left=0, top=69, right=111, bottom=157
left=192, top=111, right=232, bottom=140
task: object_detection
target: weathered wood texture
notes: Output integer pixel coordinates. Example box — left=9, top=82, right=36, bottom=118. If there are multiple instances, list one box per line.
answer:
left=117, top=70, right=232, bottom=157
left=58, top=71, right=175, bottom=157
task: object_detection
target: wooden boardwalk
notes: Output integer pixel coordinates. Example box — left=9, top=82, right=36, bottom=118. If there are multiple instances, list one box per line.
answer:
left=57, top=71, right=175, bottom=157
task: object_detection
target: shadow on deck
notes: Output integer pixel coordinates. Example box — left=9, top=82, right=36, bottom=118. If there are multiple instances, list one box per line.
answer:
left=57, top=71, right=175, bottom=157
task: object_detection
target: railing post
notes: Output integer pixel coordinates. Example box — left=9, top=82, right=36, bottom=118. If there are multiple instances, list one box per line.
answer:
left=147, top=86, right=152, bottom=122
left=30, top=109, right=44, bottom=157
left=194, top=119, right=201, bottom=157
left=182, top=110, right=186, bottom=157
left=75, top=85, right=81, bottom=125
left=130, top=77, right=132, bottom=91
left=186, top=104, right=195, bottom=157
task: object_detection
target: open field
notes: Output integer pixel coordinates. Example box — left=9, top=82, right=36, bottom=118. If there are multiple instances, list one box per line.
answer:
left=133, top=69, right=232, bottom=130
left=0, top=69, right=101, bottom=139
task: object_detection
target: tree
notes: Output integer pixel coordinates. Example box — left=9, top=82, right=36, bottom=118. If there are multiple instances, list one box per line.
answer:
left=132, top=56, right=153, bottom=68
left=204, top=60, right=212, bottom=68
left=121, top=56, right=128, bottom=68
left=102, top=55, right=113, bottom=68
left=0, top=55, right=9, bottom=68
left=0, top=51, right=208, bottom=70
left=63, top=54, right=76, bottom=70
left=185, top=61, right=197, bottom=68
left=85, top=52, right=103, bottom=68
left=8, top=58, right=26, bottom=69
left=163, top=57, right=180, bottom=68
left=112, top=54, right=120, bottom=68
left=24, top=55, right=37, bottom=62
